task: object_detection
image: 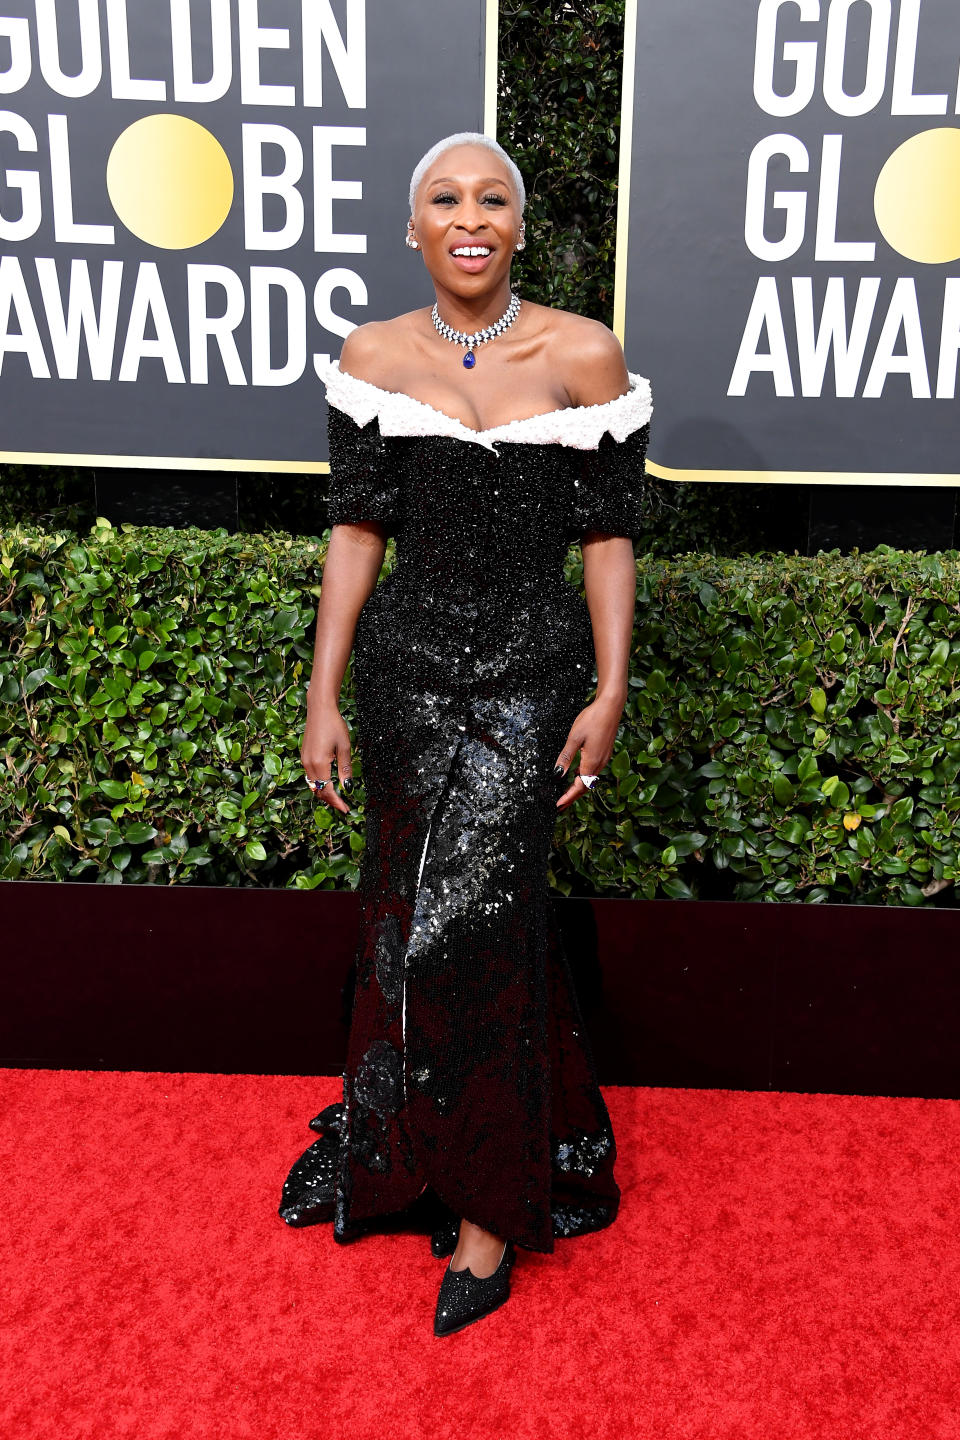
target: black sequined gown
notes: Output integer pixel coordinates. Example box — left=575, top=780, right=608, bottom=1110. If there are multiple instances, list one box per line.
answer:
left=289, top=360, right=652, bottom=1255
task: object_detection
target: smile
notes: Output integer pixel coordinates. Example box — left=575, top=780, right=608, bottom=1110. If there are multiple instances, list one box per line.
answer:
left=450, top=246, right=492, bottom=257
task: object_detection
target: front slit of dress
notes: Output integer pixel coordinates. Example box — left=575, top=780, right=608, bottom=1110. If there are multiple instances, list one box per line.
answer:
left=401, top=814, right=435, bottom=1109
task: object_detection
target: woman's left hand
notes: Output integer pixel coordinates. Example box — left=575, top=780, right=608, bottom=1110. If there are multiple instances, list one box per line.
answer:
left=553, top=695, right=626, bottom=810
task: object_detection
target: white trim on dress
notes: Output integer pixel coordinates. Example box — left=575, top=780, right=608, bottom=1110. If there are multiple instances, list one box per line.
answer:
left=317, top=358, right=653, bottom=454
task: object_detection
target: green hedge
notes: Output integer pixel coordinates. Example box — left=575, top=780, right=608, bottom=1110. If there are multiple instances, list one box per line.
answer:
left=3, top=524, right=958, bottom=905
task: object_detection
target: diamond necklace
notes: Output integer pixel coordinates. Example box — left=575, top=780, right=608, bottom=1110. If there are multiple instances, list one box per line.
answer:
left=431, top=291, right=521, bottom=369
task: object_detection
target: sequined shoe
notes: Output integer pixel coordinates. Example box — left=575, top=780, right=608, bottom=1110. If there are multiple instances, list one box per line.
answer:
left=433, top=1241, right=515, bottom=1337
left=430, top=1217, right=460, bottom=1259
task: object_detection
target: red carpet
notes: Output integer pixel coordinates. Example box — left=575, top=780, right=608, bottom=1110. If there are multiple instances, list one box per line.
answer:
left=1, top=1070, right=958, bottom=1439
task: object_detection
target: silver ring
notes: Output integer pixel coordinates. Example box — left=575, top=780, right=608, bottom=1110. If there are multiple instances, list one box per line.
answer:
left=306, top=777, right=331, bottom=792
left=579, top=773, right=600, bottom=790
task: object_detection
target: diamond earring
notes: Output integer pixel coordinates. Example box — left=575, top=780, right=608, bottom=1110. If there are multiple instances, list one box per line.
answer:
left=514, top=222, right=526, bottom=253
left=405, top=220, right=420, bottom=250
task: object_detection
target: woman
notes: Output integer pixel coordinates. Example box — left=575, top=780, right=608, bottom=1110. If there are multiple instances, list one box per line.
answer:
left=279, top=132, right=653, bottom=1336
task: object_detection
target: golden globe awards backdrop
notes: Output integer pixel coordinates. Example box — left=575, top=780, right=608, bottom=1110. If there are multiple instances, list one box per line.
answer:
left=0, top=0, right=497, bottom=472
left=615, top=0, right=960, bottom=486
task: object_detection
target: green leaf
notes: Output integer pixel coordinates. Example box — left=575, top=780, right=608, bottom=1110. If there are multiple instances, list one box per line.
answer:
left=772, top=774, right=795, bottom=806
left=610, top=749, right=631, bottom=778
left=23, top=667, right=53, bottom=696
left=273, top=609, right=301, bottom=635
left=246, top=840, right=267, bottom=861
left=797, top=753, right=820, bottom=783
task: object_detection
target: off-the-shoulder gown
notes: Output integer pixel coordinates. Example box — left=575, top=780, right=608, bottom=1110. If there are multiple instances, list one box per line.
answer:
left=279, top=359, right=653, bottom=1254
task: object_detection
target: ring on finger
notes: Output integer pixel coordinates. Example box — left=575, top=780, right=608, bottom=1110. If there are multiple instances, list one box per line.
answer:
left=579, top=773, right=600, bottom=790
left=306, top=777, right=332, bottom=793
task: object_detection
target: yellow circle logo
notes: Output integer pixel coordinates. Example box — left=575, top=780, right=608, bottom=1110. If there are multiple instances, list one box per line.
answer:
left=874, top=126, right=960, bottom=265
left=106, top=114, right=233, bottom=249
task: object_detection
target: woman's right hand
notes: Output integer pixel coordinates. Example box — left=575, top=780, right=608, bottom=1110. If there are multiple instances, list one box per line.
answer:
left=301, top=700, right=354, bottom=815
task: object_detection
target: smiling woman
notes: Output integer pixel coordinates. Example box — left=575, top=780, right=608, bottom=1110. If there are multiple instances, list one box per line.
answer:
left=281, top=130, right=654, bottom=1338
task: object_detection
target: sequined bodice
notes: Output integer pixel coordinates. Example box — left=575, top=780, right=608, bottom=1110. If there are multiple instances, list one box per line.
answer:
left=387, top=435, right=581, bottom=590
left=320, top=358, right=654, bottom=618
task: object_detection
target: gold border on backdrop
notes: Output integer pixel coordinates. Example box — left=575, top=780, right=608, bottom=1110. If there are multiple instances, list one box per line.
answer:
left=0, top=1, right=502, bottom=479
left=612, top=0, right=638, bottom=351
left=612, top=0, right=960, bottom=489
left=484, top=0, right=499, bottom=138
left=0, top=449, right=327, bottom=474
left=649, top=460, right=960, bottom=488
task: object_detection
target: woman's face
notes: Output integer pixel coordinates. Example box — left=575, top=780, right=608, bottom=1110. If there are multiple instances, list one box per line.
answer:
left=411, top=144, right=521, bottom=294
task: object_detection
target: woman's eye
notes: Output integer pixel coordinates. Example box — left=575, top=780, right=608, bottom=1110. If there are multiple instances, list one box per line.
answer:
left=482, top=194, right=508, bottom=205
left=431, top=192, right=457, bottom=204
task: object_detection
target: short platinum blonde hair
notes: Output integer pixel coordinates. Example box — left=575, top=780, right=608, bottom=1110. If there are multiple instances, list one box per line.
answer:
left=408, top=131, right=526, bottom=215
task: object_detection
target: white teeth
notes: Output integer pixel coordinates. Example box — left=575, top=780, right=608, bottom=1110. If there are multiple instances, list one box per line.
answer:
left=451, top=246, right=491, bottom=257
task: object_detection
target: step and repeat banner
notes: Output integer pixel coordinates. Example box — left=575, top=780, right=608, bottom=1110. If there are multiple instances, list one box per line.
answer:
left=0, top=0, right=496, bottom=471
left=616, top=0, right=960, bottom=484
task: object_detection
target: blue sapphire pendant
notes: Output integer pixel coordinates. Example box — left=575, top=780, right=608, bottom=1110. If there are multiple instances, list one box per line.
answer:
left=431, top=293, right=522, bottom=370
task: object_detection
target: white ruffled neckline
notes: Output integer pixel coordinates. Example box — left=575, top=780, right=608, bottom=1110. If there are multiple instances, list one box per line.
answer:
left=318, top=357, right=652, bottom=453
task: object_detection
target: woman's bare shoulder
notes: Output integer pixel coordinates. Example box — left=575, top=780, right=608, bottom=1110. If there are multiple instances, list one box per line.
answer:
left=338, top=311, right=428, bottom=388
left=535, top=307, right=629, bottom=406
left=521, top=304, right=628, bottom=405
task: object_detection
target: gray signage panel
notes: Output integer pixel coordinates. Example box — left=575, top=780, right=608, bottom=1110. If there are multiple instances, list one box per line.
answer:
left=0, top=0, right=494, bottom=471
left=616, top=0, right=960, bottom=484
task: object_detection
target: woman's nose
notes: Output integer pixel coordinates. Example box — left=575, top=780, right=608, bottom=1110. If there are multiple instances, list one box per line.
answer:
left=456, top=204, right=487, bottom=231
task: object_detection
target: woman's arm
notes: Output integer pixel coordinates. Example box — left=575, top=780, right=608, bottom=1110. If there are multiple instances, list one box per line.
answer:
left=581, top=533, right=637, bottom=709
left=554, top=535, right=636, bottom=811
left=553, top=319, right=638, bottom=808
left=302, top=520, right=387, bottom=814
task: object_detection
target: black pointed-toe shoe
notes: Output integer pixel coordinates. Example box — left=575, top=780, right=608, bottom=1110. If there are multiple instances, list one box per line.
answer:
left=433, top=1241, right=515, bottom=1337
left=430, top=1217, right=460, bottom=1258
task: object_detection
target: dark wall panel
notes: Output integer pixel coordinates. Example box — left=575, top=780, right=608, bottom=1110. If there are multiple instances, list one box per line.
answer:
left=3, top=881, right=957, bottom=1099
